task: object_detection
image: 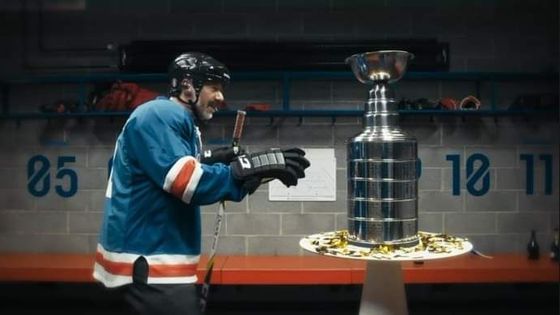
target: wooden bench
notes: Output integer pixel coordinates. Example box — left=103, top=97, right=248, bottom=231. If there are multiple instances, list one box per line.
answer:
left=0, top=253, right=557, bottom=284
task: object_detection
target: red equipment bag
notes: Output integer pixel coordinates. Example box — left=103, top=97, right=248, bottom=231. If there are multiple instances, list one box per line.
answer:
left=96, top=82, right=159, bottom=111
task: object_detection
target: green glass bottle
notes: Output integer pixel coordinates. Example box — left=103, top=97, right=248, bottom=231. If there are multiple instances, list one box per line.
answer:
left=527, top=230, right=540, bottom=260
left=550, top=228, right=559, bottom=262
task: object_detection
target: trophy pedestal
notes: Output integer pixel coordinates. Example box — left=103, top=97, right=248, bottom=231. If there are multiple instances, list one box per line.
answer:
left=359, top=261, right=407, bottom=315
left=300, top=231, right=473, bottom=315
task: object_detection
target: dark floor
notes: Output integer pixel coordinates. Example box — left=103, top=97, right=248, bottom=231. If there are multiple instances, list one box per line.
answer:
left=0, top=283, right=558, bottom=315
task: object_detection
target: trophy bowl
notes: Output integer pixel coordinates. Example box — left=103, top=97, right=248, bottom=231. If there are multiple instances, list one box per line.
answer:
left=345, top=50, right=414, bottom=84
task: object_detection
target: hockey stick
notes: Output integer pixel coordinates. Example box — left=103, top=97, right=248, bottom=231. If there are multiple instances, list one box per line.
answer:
left=200, top=110, right=246, bottom=313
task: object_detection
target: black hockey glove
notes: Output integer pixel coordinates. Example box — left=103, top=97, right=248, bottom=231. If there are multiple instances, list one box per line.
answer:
left=201, top=146, right=244, bottom=165
left=230, top=148, right=311, bottom=194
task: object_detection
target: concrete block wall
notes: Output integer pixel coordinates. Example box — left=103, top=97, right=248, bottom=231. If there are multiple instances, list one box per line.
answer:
left=0, top=0, right=558, bottom=255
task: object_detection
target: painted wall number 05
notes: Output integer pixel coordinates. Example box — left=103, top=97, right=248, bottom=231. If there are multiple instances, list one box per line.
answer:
left=27, top=155, right=78, bottom=197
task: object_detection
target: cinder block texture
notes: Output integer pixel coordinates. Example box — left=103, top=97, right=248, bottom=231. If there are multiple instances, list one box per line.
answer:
left=202, top=236, right=247, bottom=255
left=69, top=211, right=103, bottom=234
left=0, top=212, right=67, bottom=234
left=419, top=191, right=463, bottom=212
left=282, top=214, right=336, bottom=235
left=444, top=212, right=497, bottom=234
left=226, top=214, right=280, bottom=235
left=247, top=236, right=303, bottom=255
left=465, top=192, right=517, bottom=212
left=418, top=212, right=443, bottom=233
left=0, top=234, right=91, bottom=253
left=0, top=189, right=35, bottom=210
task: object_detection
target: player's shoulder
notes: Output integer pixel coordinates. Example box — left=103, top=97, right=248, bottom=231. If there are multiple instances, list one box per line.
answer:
left=132, top=97, right=194, bottom=126
left=134, top=97, right=180, bottom=115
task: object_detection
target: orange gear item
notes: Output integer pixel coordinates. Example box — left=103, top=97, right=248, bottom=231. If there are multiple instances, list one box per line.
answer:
left=244, top=102, right=271, bottom=112
left=438, top=98, right=458, bottom=110
left=459, top=95, right=481, bottom=110
left=96, top=82, right=159, bottom=112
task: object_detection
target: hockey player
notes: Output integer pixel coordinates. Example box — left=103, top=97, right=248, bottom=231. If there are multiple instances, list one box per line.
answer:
left=93, top=52, right=310, bottom=315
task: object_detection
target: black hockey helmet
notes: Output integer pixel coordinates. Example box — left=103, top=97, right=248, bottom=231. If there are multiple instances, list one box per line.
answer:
left=168, top=52, right=230, bottom=98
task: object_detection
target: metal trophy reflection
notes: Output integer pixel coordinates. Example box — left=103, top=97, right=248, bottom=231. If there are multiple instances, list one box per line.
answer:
left=346, top=50, right=419, bottom=248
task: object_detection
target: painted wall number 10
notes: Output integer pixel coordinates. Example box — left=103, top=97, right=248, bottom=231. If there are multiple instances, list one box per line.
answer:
left=446, top=153, right=490, bottom=196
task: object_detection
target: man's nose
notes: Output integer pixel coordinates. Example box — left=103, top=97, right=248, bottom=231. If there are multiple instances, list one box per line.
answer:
left=215, top=91, right=224, bottom=102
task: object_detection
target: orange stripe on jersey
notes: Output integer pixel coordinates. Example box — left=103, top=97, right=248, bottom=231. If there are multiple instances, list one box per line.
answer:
left=149, top=264, right=197, bottom=277
left=95, top=252, right=197, bottom=278
left=170, top=159, right=197, bottom=199
left=95, top=251, right=133, bottom=276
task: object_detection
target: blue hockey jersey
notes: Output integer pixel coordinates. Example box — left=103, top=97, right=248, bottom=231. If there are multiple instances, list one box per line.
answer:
left=93, top=98, right=247, bottom=287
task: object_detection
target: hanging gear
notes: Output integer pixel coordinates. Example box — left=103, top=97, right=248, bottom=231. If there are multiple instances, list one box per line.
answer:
left=437, top=97, right=458, bottom=110
left=459, top=95, right=481, bottom=110
left=95, top=82, right=159, bottom=112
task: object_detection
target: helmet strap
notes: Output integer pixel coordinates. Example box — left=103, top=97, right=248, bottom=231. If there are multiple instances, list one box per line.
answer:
left=176, top=78, right=200, bottom=108
left=171, top=94, right=203, bottom=125
left=178, top=93, right=198, bottom=108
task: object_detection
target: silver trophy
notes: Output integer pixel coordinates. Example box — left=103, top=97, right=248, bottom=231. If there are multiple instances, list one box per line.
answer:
left=346, top=50, right=419, bottom=247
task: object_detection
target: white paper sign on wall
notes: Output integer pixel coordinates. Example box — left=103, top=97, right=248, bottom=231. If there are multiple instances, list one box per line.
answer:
left=268, top=148, right=336, bottom=201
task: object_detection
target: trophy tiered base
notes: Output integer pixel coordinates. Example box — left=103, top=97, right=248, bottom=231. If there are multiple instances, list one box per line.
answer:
left=299, top=231, right=473, bottom=315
